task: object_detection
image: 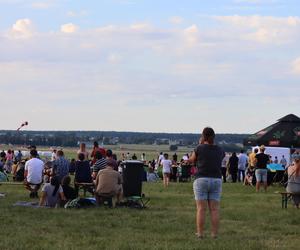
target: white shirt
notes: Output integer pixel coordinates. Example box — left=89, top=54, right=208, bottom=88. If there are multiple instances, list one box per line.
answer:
left=25, top=158, right=44, bottom=184
left=158, top=154, right=165, bottom=165
left=238, top=153, right=248, bottom=170
left=222, top=155, right=229, bottom=168
left=161, top=159, right=172, bottom=173
left=182, top=155, right=189, bottom=161
left=51, top=152, right=57, bottom=161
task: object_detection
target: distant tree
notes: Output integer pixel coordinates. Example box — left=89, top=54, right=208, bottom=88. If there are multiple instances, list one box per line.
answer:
left=169, top=145, right=178, bottom=151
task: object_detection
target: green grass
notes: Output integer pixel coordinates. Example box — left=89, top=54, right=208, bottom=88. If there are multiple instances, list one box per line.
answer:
left=0, top=180, right=299, bottom=250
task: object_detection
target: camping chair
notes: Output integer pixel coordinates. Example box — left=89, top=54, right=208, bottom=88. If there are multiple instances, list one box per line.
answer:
left=125, top=195, right=150, bottom=209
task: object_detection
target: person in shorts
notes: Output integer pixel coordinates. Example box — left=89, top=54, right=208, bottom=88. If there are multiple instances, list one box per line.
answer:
left=161, top=153, right=172, bottom=187
left=255, top=145, right=270, bottom=192
left=189, top=127, right=224, bottom=239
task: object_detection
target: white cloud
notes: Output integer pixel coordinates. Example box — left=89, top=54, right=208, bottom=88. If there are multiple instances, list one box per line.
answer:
left=8, top=18, right=34, bottom=39
left=130, top=22, right=152, bottom=31
left=183, top=24, right=199, bottom=46
left=107, top=53, right=122, bottom=64
left=291, top=58, right=300, bottom=75
left=1, top=18, right=300, bottom=132
left=234, top=0, right=280, bottom=4
left=169, top=16, right=184, bottom=24
left=66, top=10, right=88, bottom=17
left=31, top=1, right=53, bottom=9
left=60, top=23, right=79, bottom=33
left=214, top=15, right=300, bottom=43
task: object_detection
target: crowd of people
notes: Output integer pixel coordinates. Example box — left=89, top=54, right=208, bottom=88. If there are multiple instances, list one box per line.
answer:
left=1, top=132, right=300, bottom=239
left=0, top=142, right=125, bottom=207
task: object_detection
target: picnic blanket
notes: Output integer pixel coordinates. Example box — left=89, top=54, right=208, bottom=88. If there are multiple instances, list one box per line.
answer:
left=13, top=201, right=45, bottom=208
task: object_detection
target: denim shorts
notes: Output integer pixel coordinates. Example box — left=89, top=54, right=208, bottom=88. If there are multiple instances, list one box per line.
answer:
left=255, top=169, right=268, bottom=183
left=193, top=178, right=222, bottom=201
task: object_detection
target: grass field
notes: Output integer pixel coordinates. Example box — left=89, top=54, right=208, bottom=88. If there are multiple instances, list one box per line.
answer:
left=0, top=179, right=299, bottom=250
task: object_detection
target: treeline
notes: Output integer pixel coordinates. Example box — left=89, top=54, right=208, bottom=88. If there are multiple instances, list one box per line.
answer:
left=0, top=130, right=249, bottom=150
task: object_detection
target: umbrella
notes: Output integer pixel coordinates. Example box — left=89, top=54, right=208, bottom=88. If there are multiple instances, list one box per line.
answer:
left=243, top=114, right=300, bottom=148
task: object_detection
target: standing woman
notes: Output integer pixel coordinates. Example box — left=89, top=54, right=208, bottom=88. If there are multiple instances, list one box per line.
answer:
left=228, top=152, right=238, bottom=183
left=5, top=149, right=14, bottom=173
left=189, top=127, right=224, bottom=239
left=286, top=154, right=300, bottom=208
left=77, top=143, right=89, bottom=160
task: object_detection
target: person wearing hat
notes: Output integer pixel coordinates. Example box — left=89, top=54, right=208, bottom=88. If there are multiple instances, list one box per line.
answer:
left=255, top=145, right=270, bottom=192
left=286, top=154, right=300, bottom=208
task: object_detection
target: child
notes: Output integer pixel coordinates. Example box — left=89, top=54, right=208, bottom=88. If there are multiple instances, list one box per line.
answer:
left=147, top=167, right=159, bottom=182
left=244, top=167, right=255, bottom=186
left=161, top=153, right=172, bottom=187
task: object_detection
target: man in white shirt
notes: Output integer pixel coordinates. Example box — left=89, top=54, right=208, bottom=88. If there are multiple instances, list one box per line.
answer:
left=238, top=150, right=248, bottom=182
left=24, top=149, right=44, bottom=198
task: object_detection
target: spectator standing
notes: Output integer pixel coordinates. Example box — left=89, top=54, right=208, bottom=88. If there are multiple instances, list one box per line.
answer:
left=221, top=154, right=229, bottom=183
left=280, top=155, right=287, bottom=168
left=238, top=150, right=248, bottom=182
left=77, top=143, right=89, bottom=160
left=248, top=148, right=258, bottom=169
left=228, top=153, right=238, bottom=183
left=5, top=149, right=14, bottom=173
left=255, top=145, right=270, bottom=192
left=91, top=141, right=106, bottom=165
left=286, top=154, right=300, bottom=208
left=161, top=153, right=172, bottom=187
left=51, top=149, right=57, bottom=161
left=15, top=150, right=23, bottom=162
left=189, top=127, right=224, bottom=239
left=158, top=152, right=164, bottom=166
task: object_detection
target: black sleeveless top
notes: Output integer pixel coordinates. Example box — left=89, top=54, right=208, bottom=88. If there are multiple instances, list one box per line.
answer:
left=194, top=144, right=224, bottom=179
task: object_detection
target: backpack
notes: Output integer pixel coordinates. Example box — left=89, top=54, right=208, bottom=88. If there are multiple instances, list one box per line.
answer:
left=0, top=171, right=8, bottom=182
left=64, top=197, right=96, bottom=209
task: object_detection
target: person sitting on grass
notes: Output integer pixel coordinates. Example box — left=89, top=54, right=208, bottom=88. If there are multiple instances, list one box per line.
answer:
left=147, top=166, right=159, bottom=182
left=39, top=176, right=66, bottom=208
left=161, top=153, right=172, bottom=187
left=75, top=153, right=93, bottom=195
left=62, top=175, right=77, bottom=202
left=13, top=160, right=25, bottom=182
left=286, top=154, right=300, bottom=208
left=24, top=149, right=44, bottom=198
left=94, top=161, right=123, bottom=206
left=244, top=167, right=255, bottom=186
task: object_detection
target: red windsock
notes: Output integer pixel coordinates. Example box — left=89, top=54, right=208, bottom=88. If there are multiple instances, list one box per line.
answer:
left=17, top=121, right=28, bottom=131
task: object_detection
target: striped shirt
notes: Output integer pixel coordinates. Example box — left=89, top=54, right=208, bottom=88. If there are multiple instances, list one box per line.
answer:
left=92, top=158, right=107, bottom=173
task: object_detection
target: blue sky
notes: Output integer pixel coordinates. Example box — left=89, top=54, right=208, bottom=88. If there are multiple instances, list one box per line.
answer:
left=1, top=0, right=300, bottom=133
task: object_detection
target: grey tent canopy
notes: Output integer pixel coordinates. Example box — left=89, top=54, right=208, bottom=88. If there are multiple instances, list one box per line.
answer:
left=243, top=114, right=300, bottom=148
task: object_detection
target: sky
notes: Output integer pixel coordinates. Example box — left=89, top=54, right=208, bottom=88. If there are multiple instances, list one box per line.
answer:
left=0, top=0, right=300, bottom=134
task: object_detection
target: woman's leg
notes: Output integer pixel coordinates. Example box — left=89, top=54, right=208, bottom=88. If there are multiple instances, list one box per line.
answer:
left=166, top=174, right=169, bottom=186
left=208, top=200, right=220, bottom=238
left=196, top=200, right=207, bottom=237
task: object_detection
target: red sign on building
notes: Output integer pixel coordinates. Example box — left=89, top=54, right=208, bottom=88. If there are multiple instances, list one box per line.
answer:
left=269, top=140, right=280, bottom=146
